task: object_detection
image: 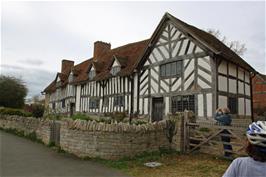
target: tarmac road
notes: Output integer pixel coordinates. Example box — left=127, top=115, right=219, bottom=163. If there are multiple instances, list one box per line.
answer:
left=0, top=131, right=128, bottom=177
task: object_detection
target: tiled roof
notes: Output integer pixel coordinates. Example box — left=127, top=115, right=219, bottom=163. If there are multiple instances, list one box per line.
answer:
left=137, top=13, right=256, bottom=73
left=169, top=13, right=255, bottom=72
left=44, top=12, right=256, bottom=94
left=71, top=59, right=93, bottom=84
left=93, top=39, right=149, bottom=81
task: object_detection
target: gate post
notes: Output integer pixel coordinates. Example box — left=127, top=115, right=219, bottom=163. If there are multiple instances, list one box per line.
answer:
left=182, top=111, right=189, bottom=153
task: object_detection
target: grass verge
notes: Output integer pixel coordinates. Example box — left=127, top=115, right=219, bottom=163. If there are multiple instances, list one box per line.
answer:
left=88, top=150, right=231, bottom=177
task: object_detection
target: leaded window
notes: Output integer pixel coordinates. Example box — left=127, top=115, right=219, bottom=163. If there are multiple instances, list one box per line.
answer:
left=103, top=97, right=109, bottom=107
left=114, top=96, right=124, bottom=107
left=89, top=98, right=99, bottom=109
left=111, top=66, right=121, bottom=76
left=88, top=70, right=95, bottom=80
left=160, top=61, right=182, bottom=78
left=172, top=95, right=195, bottom=114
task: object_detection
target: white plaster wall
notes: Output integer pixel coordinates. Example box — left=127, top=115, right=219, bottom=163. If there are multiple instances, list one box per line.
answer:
left=139, top=98, right=143, bottom=114
left=150, top=67, right=159, bottom=94
left=238, top=81, right=244, bottom=94
left=218, top=76, right=227, bottom=92
left=228, top=79, right=237, bottom=94
left=144, top=98, right=148, bottom=115
left=245, top=72, right=250, bottom=83
left=238, top=98, right=245, bottom=115
left=171, top=78, right=181, bottom=91
left=75, top=85, right=81, bottom=112
left=245, top=84, right=250, bottom=96
left=133, top=74, right=138, bottom=112
left=165, top=97, right=169, bottom=115
left=198, top=57, right=211, bottom=71
left=198, top=94, right=204, bottom=117
left=184, top=59, right=194, bottom=79
left=218, top=61, right=227, bottom=74
left=246, top=99, right=251, bottom=116
left=238, top=69, right=244, bottom=80
left=228, top=63, right=237, bottom=77
left=206, top=93, right=213, bottom=117
left=218, top=95, right=227, bottom=108
left=184, top=73, right=194, bottom=90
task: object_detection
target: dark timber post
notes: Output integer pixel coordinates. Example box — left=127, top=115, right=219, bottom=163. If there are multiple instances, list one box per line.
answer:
left=130, top=76, right=134, bottom=124
left=250, top=73, right=256, bottom=122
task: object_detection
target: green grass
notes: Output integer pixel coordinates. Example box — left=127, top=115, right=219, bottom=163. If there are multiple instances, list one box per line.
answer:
left=89, top=148, right=179, bottom=170
left=0, top=127, right=43, bottom=144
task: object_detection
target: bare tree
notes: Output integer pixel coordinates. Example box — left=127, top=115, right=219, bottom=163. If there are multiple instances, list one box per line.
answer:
left=206, top=29, right=247, bottom=56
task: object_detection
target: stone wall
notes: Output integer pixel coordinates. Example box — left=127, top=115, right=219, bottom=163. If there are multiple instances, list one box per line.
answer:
left=0, top=115, right=51, bottom=145
left=59, top=119, right=182, bottom=159
left=0, top=114, right=184, bottom=160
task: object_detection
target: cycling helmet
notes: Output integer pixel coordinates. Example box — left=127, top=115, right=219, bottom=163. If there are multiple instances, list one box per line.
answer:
left=246, top=121, right=266, bottom=147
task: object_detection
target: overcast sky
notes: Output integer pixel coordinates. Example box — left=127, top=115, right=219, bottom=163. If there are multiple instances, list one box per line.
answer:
left=1, top=1, right=265, bottom=98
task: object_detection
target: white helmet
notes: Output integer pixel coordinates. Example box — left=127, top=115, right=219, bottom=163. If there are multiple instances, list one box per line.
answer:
left=246, top=121, right=266, bottom=147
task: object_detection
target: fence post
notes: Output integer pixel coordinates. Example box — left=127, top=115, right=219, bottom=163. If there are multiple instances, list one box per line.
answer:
left=183, top=111, right=189, bottom=153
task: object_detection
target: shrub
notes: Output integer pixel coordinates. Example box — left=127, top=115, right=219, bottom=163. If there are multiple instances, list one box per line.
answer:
left=31, top=104, right=45, bottom=118
left=111, top=112, right=126, bottom=122
left=71, top=113, right=92, bottom=121
left=0, top=75, right=27, bottom=108
left=99, top=116, right=112, bottom=124
left=0, top=107, right=32, bottom=117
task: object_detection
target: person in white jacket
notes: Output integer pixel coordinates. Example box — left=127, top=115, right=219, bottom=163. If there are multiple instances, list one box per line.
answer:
left=223, top=121, right=266, bottom=177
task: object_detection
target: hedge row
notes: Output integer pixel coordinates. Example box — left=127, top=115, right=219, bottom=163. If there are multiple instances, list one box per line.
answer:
left=0, top=107, right=32, bottom=117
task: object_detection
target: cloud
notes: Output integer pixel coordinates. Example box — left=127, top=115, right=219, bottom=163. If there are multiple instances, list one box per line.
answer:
left=17, top=58, right=44, bottom=66
left=1, top=65, right=56, bottom=98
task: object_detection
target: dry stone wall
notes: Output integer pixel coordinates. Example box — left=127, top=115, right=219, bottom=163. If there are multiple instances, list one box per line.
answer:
left=59, top=119, right=175, bottom=159
left=0, top=115, right=51, bottom=145
left=0, top=115, right=184, bottom=160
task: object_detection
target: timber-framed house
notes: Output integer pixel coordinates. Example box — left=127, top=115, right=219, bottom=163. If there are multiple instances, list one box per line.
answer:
left=43, top=13, right=256, bottom=121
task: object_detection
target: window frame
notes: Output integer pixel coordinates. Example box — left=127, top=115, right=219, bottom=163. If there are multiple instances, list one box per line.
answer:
left=89, top=98, right=100, bottom=109
left=110, top=66, right=121, bottom=76
left=103, top=97, right=109, bottom=107
left=171, top=95, right=195, bottom=114
left=88, top=70, right=95, bottom=80
left=113, top=95, right=124, bottom=107
left=160, top=60, right=182, bottom=79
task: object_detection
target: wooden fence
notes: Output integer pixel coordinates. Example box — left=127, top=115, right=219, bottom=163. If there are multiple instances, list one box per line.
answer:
left=183, top=113, right=249, bottom=157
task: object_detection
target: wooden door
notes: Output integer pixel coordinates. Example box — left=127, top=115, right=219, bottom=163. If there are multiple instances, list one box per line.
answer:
left=152, top=97, right=164, bottom=122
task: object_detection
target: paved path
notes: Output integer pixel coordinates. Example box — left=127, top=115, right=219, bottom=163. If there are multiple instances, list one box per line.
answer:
left=0, top=131, right=128, bottom=177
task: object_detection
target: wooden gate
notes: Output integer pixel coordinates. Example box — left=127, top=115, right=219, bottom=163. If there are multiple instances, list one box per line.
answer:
left=152, top=97, right=164, bottom=122
left=184, top=120, right=247, bottom=157
left=50, top=121, right=60, bottom=146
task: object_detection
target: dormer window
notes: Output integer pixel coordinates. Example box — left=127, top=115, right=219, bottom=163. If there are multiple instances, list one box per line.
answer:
left=69, top=72, right=74, bottom=82
left=89, top=70, right=95, bottom=80
left=111, top=66, right=121, bottom=76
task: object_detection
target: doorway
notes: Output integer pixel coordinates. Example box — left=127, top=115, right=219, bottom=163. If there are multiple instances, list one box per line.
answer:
left=152, top=97, right=164, bottom=122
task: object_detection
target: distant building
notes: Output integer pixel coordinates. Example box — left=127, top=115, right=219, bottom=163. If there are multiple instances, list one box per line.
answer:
left=252, top=73, right=266, bottom=115
left=43, top=13, right=256, bottom=121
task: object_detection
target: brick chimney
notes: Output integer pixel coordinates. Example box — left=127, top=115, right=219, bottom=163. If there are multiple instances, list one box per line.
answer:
left=93, top=41, right=111, bottom=60
left=61, top=60, right=74, bottom=73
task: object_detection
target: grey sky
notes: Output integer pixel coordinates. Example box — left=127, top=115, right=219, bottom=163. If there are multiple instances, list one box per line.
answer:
left=1, top=1, right=265, bottom=98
